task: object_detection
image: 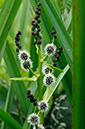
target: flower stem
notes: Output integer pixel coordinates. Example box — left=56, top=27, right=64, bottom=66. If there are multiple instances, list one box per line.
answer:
left=37, top=46, right=44, bottom=124
left=25, top=61, right=39, bottom=78
left=41, top=54, right=48, bottom=62
left=44, top=61, right=63, bottom=72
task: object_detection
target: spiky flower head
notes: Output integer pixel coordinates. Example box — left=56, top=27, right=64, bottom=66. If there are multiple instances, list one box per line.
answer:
left=18, top=50, right=30, bottom=61
left=21, top=59, right=33, bottom=71
left=38, top=100, right=48, bottom=112
left=28, top=113, right=40, bottom=125
left=44, top=44, right=56, bottom=56
left=38, top=124, right=45, bottom=129
left=43, top=73, right=55, bottom=86
left=42, top=66, right=54, bottom=75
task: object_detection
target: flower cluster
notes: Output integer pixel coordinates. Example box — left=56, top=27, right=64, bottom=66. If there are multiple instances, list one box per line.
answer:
left=18, top=50, right=33, bottom=71
left=27, top=89, right=37, bottom=106
left=27, top=99, right=48, bottom=127
left=31, top=2, right=42, bottom=46
left=53, top=46, right=63, bottom=67
left=15, top=31, right=22, bottom=52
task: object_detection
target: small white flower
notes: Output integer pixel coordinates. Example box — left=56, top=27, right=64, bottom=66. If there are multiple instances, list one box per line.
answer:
left=18, top=50, right=30, bottom=61
left=42, top=66, right=54, bottom=75
left=21, top=59, right=33, bottom=71
left=38, top=124, right=45, bottom=129
left=28, top=113, right=40, bottom=125
left=43, top=73, right=55, bottom=86
left=44, top=44, right=56, bottom=56
left=38, top=100, right=49, bottom=112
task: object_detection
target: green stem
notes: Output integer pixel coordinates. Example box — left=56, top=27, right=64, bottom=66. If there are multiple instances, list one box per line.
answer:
left=41, top=54, right=48, bottom=62
left=37, top=47, right=43, bottom=124
left=25, top=61, right=39, bottom=78
left=44, top=61, right=63, bottom=72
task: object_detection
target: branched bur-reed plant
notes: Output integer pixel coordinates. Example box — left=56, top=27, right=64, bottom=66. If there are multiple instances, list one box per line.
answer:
left=12, top=2, right=68, bottom=129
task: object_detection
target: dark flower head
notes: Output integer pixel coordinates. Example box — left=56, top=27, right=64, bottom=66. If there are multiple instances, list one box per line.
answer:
left=38, top=100, right=49, bottom=112
left=28, top=113, right=40, bottom=125
left=45, top=44, right=56, bottom=56
left=43, top=73, right=55, bottom=86
left=21, top=59, right=33, bottom=71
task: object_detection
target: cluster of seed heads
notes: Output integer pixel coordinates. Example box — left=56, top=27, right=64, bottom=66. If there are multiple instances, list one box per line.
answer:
left=15, top=31, right=22, bottom=52
left=27, top=89, right=37, bottom=106
left=31, top=2, right=42, bottom=46
left=51, top=26, right=57, bottom=40
left=53, top=46, right=63, bottom=67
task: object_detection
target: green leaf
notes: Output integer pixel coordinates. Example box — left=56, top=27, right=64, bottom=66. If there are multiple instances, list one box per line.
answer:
left=72, top=0, right=85, bottom=128
left=0, top=0, right=22, bottom=53
left=1, top=84, right=14, bottom=129
left=0, top=107, right=23, bottom=129
left=4, top=41, right=29, bottom=116
left=0, top=0, right=4, bottom=9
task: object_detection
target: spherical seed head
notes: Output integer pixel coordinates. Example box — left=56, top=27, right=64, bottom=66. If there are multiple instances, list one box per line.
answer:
left=52, top=26, right=55, bottom=30
left=34, top=35, right=37, bottom=39
left=37, top=28, right=41, bottom=32
left=55, top=53, right=59, bottom=58
left=27, top=89, right=31, bottom=95
left=31, top=27, right=35, bottom=31
left=51, top=31, right=56, bottom=35
left=43, top=73, right=55, bottom=86
left=34, top=98, right=37, bottom=102
left=51, top=40, right=52, bottom=43
left=38, top=125, right=45, bottom=129
left=34, top=15, right=40, bottom=20
left=57, top=49, right=60, bottom=53
left=54, top=35, right=57, bottom=38
left=28, top=113, right=40, bottom=125
left=53, top=59, right=57, bottom=62
left=32, top=32, right=35, bottom=35
left=19, top=45, right=21, bottom=49
left=37, top=40, right=42, bottom=45
left=40, top=35, right=42, bottom=39
left=16, top=42, right=19, bottom=47
left=15, top=34, right=19, bottom=38
left=59, top=46, right=62, bottom=50
left=44, top=44, right=57, bottom=56
left=21, top=59, right=33, bottom=71
left=30, top=98, right=34, bottom=103
left=27, top=94, right=34, bottom=98
left=15, top=37, right=20, bottom=41
left=18, top=30, right=22, bottom=35
left=38, top=19, right=41, bottom=23
left=16, top=48, right=19, bottom=52
left=53, top=63, right=56, bottom=67
left=37, top=2, right=41, bottom=6
left=35, top=10, right=38, bottom=14
left=18, top=50, right=30, bottom=61
left=33, top=102, right=37, bottom=106
left=34, top=31, right=38, bottom=35
left=38, top=7, right=41, bottom=11
left=32, top=20, right=35, bottom=24
left=38, top=100, right=49, bottom=112
left=33, top=41, right=36, bottom=45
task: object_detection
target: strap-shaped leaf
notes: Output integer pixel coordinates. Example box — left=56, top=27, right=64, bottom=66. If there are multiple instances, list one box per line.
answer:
left=0, top=107, right=23, bottom=129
